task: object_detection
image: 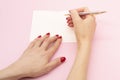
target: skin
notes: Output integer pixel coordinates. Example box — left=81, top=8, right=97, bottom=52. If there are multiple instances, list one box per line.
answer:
left=0, top=33, right=66, bottom=80
left=66, top=7, right=96, bottom=80
left=0, top=7, right=96, bottom=80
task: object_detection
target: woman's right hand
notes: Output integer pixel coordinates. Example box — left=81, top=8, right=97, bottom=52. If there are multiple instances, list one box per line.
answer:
left=66, top=7, right=96, bottom=80
left=66, top=7, right=96, bottom=46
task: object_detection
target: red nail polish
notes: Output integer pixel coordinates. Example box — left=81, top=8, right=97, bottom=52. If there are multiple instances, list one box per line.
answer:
left=60, top=57, right=66, bottom=63
left=37, top=35, right=41, bottom=38
left=66, top=17, right=68, bottom=20
left=56, top=34, right=59, bottom=37
left=58, top=36, right=62, bottom=39
left=46, top=33, right=50, bottom=35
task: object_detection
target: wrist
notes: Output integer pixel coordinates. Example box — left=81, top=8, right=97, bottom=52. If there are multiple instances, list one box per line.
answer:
left=77, top=40, right=92, bottom=49
left=0, top=64, right=24, bottom=80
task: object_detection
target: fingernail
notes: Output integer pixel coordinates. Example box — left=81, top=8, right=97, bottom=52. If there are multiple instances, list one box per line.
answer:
left=60, top=57, right=66, bottom=63
left=66, top=17, right=69, bottom=20
left=56, top=34, right=59, bottom=37
left=58, top=36, right=62, bottom=39
left=37, top=35, right=41, bottom=38
left=46, top=32, right=50, bottom=35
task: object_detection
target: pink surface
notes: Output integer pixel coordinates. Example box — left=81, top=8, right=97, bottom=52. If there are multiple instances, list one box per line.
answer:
left=0, top=0, right=120, bottom=80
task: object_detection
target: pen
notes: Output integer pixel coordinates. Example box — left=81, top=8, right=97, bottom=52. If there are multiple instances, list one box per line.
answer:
left=65, top=11, right=106, bottom=16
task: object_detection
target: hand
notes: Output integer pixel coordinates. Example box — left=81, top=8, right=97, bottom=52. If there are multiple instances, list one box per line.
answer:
left=66, top=8, right=96, bottom=80
left=66, top=7, right=96, bottom=46
left=0, top=33, right=66, bottom=80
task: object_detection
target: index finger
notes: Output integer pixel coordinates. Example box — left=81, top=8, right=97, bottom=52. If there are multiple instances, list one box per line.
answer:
left=69, top=9, right=82, bottom=24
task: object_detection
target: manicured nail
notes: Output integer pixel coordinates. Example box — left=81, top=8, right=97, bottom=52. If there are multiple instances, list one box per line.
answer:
left=58, top=36, right=62, bottom=39
left=60, top=57, right=66, bottom=63
left=56, top=34, right=59, bottom=37
left=66, top=17, right=69, bottom=20
left=46, top=32, right=50, bottom=35
left=37, top=35, right=41, bottom=38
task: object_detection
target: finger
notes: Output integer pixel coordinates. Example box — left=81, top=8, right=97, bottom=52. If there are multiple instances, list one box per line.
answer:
left=83, top=7, right=91, bottom=18
left=68, top=23, right=74, bottom=27
left=76, top=7, right=90, bottom=12
left=47, top=36, right=62, bottom=58
left=76, top=7, right=89, bottom=19
left=66, top=17, right=72, bottom=21
left=40, top=35, right=59, bottom=50
left=34, top=33, right=50, bottom=48
left=70, top=7, right=88, bottom=20
left=67, top=19, right=74, bottom=27
left=45, top=57, right=66, bottom=72
left=76, top=7, right=95, bottom=19
left=27, top=35, right=41, bottom=49
left=69, top=9, right=82, bottom=24
left=67, top=20, right=73, bottom=24
left=83, top=7, right=95, bottom=19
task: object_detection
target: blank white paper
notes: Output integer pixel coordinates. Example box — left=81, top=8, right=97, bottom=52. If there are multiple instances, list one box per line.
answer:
left=30, top=10, right=76, bottom=42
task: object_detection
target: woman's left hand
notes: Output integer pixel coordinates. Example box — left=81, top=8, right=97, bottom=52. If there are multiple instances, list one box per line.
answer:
left=1, top=33, right=66, bottom=80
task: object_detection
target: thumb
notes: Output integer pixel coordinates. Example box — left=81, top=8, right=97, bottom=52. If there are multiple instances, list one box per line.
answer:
left=69, top=9, right=82, bottom=23
left=45, top=57, right=66, bottom=72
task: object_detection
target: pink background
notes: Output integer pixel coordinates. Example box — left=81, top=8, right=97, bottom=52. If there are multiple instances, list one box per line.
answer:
left=0, top=0, right=120, bottom=80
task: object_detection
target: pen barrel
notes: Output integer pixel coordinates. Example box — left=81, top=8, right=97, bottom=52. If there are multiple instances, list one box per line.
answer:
left=65, top=11, right=106, bottom=16
left=78, top=11, right=106, bottom=16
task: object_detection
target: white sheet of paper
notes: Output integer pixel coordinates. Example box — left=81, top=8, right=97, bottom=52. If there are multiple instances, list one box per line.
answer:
left=30, top=10, right=76, bottom=42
